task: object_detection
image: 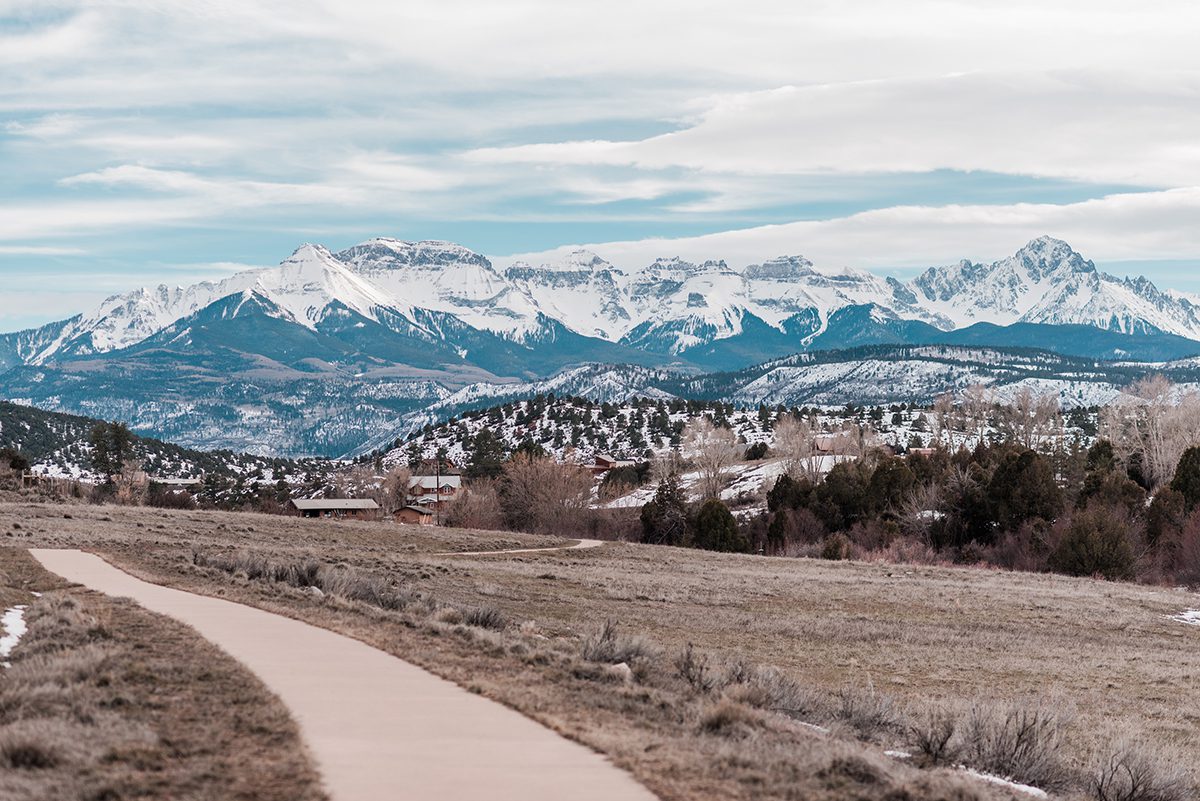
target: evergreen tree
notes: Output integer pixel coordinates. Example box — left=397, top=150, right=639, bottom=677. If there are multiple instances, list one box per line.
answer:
left=640, top=477, right=691, bottom=546
left=465, top=429, right=508, bottom=480
left=89, top=421, right=136, bottom=480
left=692, top=498, right=749, bottom=552
left=987, top=448, right=1063, bottom=533
left=1170, top=446, right=1200, bottom=511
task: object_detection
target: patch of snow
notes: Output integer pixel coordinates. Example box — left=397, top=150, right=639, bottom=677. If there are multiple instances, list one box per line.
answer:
left=1171, top=609, right=1200, bottom=626
left=961, top=768, right=1048, bottom=799
left=0, top=605, right=29, bottom=665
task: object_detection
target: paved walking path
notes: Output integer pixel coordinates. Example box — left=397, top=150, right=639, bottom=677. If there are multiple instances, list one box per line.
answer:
left=29, top=549, right=656, bottom=801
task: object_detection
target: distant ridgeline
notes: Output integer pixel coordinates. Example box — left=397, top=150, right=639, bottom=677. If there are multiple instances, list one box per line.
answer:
left=0, top=400, right=325, bottom=485
left=3, top=235, right=1200, bottom=458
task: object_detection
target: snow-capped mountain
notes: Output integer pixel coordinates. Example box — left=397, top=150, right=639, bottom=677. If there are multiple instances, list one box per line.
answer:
left=504, top=250, right=632, bottom=340
left=912, top=236, right=1200, bottom=337
left=7, top=235, right=1200, bottom=374
left=334, top=238, right=544, bottom=340
left=4, top=243, right=422, bottom=367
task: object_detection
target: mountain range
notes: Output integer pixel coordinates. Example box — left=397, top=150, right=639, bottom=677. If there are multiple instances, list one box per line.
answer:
left=3, top=235, right=1200, bottom=456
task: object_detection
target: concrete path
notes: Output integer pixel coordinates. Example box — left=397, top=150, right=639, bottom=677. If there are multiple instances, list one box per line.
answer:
left=30, top=549, right=657, bottom=801
left=435, top=537, right=605, bottom=557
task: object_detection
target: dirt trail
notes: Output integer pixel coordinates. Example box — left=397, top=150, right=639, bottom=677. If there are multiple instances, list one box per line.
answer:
left=435, top=537, right=605, bottom=556
left=29, top=548, right=657, bottom=801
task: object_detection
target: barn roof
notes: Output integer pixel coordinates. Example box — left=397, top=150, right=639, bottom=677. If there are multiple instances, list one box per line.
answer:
left=291, top=499, right=379, bottom=511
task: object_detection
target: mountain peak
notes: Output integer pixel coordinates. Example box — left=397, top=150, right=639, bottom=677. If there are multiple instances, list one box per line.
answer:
left=743, top=255, right=815, bottom=280
left=1011, top=236, right=1095, bottom=278
left=338, top=238, right=492, bottom=269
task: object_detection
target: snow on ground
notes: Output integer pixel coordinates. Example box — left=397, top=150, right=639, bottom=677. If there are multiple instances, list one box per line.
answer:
left=0, top=605, right=29, bottom=667
left=1171, top=610, right=1200, bottom=626
left=961, top=769, right=1048, bottom=799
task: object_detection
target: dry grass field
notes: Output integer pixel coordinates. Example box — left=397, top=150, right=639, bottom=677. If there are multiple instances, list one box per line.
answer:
left=0, top=543, right=326, bottom=801
left=3, top=501, right=1198, bottom=800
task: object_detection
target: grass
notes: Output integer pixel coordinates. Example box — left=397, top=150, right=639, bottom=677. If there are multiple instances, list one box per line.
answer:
left=0, top=546, right=326, bottom=801
left=5, top=500, right=1200, bottom=800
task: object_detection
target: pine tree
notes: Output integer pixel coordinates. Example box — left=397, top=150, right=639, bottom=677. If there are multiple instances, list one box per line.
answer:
left=692, top=498, right=749, bottom=553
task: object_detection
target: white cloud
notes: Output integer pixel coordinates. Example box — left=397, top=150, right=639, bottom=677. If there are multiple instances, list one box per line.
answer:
left=470, top=71, right=1200, bottom=189
left=7, top=0, right=1200, bottom=294
left=496, top=187, right=1200, bottom=272
left=0, top=245, right=86, bottom=255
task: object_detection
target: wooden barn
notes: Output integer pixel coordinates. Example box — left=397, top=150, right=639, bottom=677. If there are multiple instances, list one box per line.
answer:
left=290, top=498, right=379, bottom=520
left=394, top=505, right=435, bottom=525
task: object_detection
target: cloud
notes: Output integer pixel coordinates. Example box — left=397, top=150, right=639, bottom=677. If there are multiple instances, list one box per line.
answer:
left=0, top=245, right=86, bottom=255
left=496, top=187, right=1200, bottom=272
left=6, top=0, right=1200, bottom=305
left=469, top=71, right=1200, bottom=189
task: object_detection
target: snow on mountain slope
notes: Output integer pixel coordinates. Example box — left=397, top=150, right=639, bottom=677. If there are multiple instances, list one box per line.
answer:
left=9, top=235, right=1200, bottom=373
left=740, top=256, right=949, bottom=336
left=240, top=243, right=415, bottom=328
left=335, top=238, right=545, bottom=339
left=22, top=244, right=420, bottom=365
left=623, top=258, right=753, bottom=352
left=911, top=236, right=1200, bottom=337
left=504, top=250, right=632, bottom=340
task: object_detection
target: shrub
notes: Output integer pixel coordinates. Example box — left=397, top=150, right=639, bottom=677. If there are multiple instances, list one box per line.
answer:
left=640, top=477, right=691, bottom=546
left=909, top=706, right=962, bottom=767
left=1090, top=742, right=1191, bottom=801
left=1170, top=446, right=1200, bottom=511
left=1146, top=488, right=1186, bottom=548
left=1048, top=506, right=1137, bottom=581
left=744, top=441, right=769, bottom=461
left=988, top=449, right=1063, bottom=534
left=463, top=605, right=507, bottom=631
left=674, top=643, right=716, bottom=694
left=193, top=551, right=417, bottom=610
left=721, top=665, right=826, bottom=723
left=834, top=684, right=903, bottom=741
left=767, top=474, right=810, bottom=512
left=580, top=620, right=652, bottom=665
left=961, top=703, right=1068, bottom=790
left=1174, top=512, right=1200, bottom=588
left=698, top=698, right=761, bottom=737
left=821, top=533, right=851, bottom=561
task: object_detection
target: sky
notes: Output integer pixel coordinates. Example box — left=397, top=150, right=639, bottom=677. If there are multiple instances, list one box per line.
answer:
left=5, top=1, right=1200, bottom=330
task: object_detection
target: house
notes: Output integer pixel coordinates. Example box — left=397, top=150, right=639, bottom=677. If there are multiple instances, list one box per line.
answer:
left=591, top=454, right=636, bottom=475
left=408, top=475, right=462, bottom=509
left=906, top=447, right=938, bottom=458
left=394, top=505, right=434, bottom=525
left=149, top=476, right=203, bottom=489
left=290, top=498, right=379, bottom=519
left=813, top=434, right=854, bottom=455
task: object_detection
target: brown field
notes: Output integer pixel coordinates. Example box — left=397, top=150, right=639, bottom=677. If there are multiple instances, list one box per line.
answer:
left=0, top=543, right=326, bottom=801
left=3, top=501, right=1198, bottom=800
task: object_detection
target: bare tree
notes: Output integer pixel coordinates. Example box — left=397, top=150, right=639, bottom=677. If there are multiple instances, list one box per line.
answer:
left=772, top=412, right=825, bottom=484
left=113, top=458, right=149, bottom=505
left=444, top=479, right=505, bottom=530
left=332, top=464, right=377, bottom=500
left=500, top=453, right=594, bottom=534
left=375, top=465, right=412, bottom=516
left=933, top=392, right=957, bottom=450
left=1002, top=387, right=1062, bottom=451
left=896, top=482, right=943, bottom=545
left=1102, top=376, right=1200, bottom=489
left=683, top=416, right=741, bottom=499
left=962, top=383, right=994, bottom=446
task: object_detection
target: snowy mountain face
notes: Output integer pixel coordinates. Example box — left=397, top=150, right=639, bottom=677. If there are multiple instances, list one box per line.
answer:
left=912, top=236, right=1200, bottom=337
left=5, top=235, right=1200, bottom=378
